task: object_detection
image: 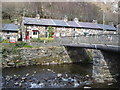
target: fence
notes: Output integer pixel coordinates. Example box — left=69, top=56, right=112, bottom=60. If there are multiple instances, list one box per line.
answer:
left=55, top=34, right=120, bottom=46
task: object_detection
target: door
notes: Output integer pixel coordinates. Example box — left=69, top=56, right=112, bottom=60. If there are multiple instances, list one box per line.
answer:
left=26, top=31, right=29, bottom=40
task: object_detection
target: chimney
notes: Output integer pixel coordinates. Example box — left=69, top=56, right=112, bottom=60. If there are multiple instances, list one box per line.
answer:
left=92, top=20, right=98, bottom=24
left=36, top=14, right=40, bottom=19
left=74, top=18, right=79, bottom=22
left=14, top=19, right=18, bottom=25
left=64, top=15, right=68, bottom=22
left=117, top=24, right=120, bottom=34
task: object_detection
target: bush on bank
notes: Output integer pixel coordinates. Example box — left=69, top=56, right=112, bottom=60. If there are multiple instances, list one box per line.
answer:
left=2, top=42, right=32, bottom=56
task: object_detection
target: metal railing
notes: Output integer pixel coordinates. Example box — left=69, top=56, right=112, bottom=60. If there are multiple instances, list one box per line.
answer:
left=55, top=34, right=120, bottom=46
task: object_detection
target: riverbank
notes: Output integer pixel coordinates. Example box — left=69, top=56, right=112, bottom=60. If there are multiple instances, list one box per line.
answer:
left=2, top=46, right=93, bottom=68
left=2, top=44, right=119, bottom=87
left=3, top=64, right=119, bottom=89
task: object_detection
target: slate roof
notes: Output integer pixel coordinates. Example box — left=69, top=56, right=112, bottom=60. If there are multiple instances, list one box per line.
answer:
left=52, top=19, right=68, bottom=27
left=97, top=24, right=116, bottom=31
left=77, top=22, right=101, bottom=29
left=23, top=17, right=116, bottom=31
left=67, top=21, right=80, bottom=28
left=2, top=24, right=18, bottom=32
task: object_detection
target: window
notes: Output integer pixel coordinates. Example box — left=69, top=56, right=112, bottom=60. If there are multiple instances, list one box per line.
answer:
left=7, top=37, right=10, bottom=39
left=33, top=32, right=37, bottom=35
left=7, top=32, right=10, bottom=34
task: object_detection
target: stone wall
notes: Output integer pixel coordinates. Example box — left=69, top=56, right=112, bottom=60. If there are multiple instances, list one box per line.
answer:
left=2, top=46, right=70, bottom=68
left=24, top=25, right=117, bottom=40
left=2, top=46, right=93, bottom=68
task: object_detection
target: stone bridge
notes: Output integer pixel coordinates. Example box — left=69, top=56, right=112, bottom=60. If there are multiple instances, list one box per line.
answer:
left=55, top=34, right=120, bottom=83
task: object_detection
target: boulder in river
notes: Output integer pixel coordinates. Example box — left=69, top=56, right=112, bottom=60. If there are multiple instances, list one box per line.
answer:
left=14, top=82, right=19, bottom=86
left=57, top=73, right=62, bottom=77
left=84, top=86, right=91, bottom=89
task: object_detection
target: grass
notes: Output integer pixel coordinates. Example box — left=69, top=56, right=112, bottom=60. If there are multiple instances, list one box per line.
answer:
left=35, top=46, right=40, bottom=48
left=31, top=37, right=54, bottom=43
left=23, top=45, right=32, bottom=48
left=40, top=37, right=54, bottom=40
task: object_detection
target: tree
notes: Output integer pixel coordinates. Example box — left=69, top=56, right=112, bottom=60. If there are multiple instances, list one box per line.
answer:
left=48, top=26, right=53, bottom=38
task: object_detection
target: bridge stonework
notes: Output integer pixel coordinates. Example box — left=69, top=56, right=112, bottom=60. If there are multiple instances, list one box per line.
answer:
left=60, top=34, right=120, bottom=83
left=101, top=50, right=120, bottom=83
left=64, top=46, right=93, bottom=63
left=64, top=46, right=120, bottom=83
left=92, top=50, right=115, bottom=83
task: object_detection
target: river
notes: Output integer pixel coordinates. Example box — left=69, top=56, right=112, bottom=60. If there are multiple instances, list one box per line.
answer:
left=2, top=63, right=119, bottom=89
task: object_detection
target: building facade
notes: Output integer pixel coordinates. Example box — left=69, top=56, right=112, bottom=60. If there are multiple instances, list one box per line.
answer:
left=21, top=16, right=117, bottom=41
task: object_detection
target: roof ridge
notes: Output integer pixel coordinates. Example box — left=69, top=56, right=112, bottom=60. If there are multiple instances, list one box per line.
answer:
left=64, top=21, right=70, bottom=26
left=75, top=21, right=81, bottom=27
left=50, top=19, right=56, bottom=25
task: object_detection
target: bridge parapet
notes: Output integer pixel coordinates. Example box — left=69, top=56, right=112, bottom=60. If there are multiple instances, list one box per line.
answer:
left=55, top=34, right=119, bottom=46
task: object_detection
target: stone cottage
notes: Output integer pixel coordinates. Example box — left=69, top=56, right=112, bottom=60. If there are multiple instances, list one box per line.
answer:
left=21, top=15, right=117, bottom=41
left=1, top=24, right=18, bottom=43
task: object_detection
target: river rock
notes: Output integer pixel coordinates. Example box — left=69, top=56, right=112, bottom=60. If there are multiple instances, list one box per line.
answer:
left=19, top=83, right=22, bottom=87
left=39, top=83, right=44, bottom=87
left=57, top=73, right=62, bottom=77
left=108, top=83, right=113, bottom=86
left=7, top=62, right=15, bottom=66
left=74, top=81, right=80, bottom=87
left=5, top=76, right=11, bottom=81
left=34, top=71, right=37, bottom=74
left=86, top=75, right=89, bottom=78
left=14, top=82, right=19, bottom=86
left=28, top=80, right=32, bottom=82
left=26, top=73, right=30, bottom=76
left=22, top=77, right=25, bottom=80
left=84, top=86, right=91, bottom=89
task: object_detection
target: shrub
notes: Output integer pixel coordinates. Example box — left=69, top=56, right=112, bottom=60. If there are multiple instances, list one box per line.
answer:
left=2, top=39, right=9, bottom=43
left=15, top=41, right=28, bottom=48
left=48, top=26, right=53, bottom=38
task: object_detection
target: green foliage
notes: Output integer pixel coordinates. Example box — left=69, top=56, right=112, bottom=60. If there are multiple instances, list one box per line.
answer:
left=31, top=37, right=54, bottom=43
left=2, top=39, right=9, bottom=43
left=2, top=42, right=29, bottom=57
left=2, top=45, right=20, bottom=57
left=16, top=62, right=24, bottom=66
left=48, top=26, right=53, bottom=38
left=15, top=42, right=28, bottom=48
left=2, top=19, right=14, bottom=24
left=0, top=37, right=2, bottom=41
left=31, top=38, right=43, bottom=42
left=35, top=46, right=40, bottom=48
